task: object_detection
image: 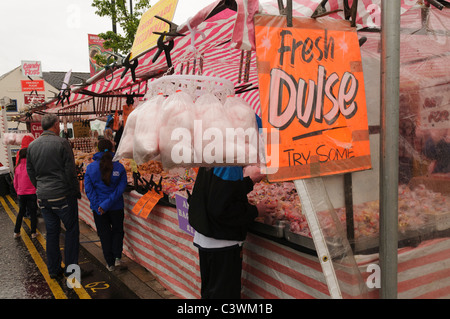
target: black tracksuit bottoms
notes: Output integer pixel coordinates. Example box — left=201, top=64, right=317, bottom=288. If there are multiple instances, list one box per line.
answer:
left=197, top=244, right=243, bottom=299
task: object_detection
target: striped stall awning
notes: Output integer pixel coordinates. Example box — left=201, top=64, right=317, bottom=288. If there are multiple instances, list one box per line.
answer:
left=36, top=0, right=437, bottom=121
left=41, top=5, right=262, bottom=118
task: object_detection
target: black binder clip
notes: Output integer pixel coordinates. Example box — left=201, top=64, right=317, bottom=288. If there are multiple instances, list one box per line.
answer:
left=25, top=111, right=33, bottom=121
left=126, top=93, right=136, bottom=106
left=104, top=53, right=121, bottom=82
left=133, top=171, right=147, bottom=194
left=56, top=88, right=71, bottom=107
left=151, top=16, right=185, bottom=69
left=121, top=52, right=138, bottom=82
left=149, top=174, right=163, bottom=194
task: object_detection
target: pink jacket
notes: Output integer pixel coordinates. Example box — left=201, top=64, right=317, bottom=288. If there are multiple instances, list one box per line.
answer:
left=14, top=159, right=36, bottom=195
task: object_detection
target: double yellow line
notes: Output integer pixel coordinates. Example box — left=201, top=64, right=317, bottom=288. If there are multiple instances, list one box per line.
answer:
left=1, top=195, right=91, bottom=299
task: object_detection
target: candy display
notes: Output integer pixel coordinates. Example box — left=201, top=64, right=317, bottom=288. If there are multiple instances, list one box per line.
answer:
left=248, top=180, right=450, bottom=243
left=74, top=150, right=94, bottom=168
left=77, top=142, right=450, bottom=245
left=71, top=137, right=97, bottom=153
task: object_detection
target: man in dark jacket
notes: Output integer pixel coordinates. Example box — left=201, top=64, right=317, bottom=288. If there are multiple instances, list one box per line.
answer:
left=188, top=166, right=276, bottom=299
left=27, top=114, right=86, bottom=279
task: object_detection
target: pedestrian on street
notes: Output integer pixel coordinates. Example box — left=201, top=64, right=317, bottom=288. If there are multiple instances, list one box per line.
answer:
left=15, top=135, right=35, bottom=218
left=188, top=166, right=276, bottom=299
left=13, top=148, right=38, bottom=239
left=84, top=138, right=127, bottom=272
left=26, top=114, right=89, bottom=279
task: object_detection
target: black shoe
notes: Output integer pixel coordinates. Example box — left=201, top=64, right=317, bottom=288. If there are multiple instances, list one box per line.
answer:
left=49, top=267, right=64, bottom=279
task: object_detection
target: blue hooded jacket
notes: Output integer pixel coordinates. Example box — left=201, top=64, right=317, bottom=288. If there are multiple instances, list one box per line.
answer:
left=84, top=152, right=128, bottom=214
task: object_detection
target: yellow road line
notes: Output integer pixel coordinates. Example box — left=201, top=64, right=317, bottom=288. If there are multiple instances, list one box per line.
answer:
left=4, top=195, right=92, bottom=299
left=1, top=196, right=67, bottom=299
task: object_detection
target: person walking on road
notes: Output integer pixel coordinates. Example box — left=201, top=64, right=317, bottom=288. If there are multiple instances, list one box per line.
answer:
left=13, top=148, right=38, bottom=239
left=27, top=114, right=89, bottom=279
left=84, top=139, right=128, bottom=272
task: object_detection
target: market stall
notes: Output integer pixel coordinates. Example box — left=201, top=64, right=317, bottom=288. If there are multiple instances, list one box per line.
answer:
left=22, top=0, right=450, bottom=299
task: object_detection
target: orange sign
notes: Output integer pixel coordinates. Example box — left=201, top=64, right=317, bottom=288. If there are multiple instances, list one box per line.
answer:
left=21, top=80, right=45, bottom=92
left=255, top=15, right=371, bottom=182
left=122, top=104, right=134, bottom=126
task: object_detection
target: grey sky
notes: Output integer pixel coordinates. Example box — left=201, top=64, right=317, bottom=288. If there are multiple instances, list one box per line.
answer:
left=0, top=0, right=216, bottom=76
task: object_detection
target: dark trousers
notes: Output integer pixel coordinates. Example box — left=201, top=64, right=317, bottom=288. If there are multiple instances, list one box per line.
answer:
left=93, top=209, right=124, bottom=267
left=198, top=245, right=243, bottom=299
left=14, top=194, right=38, bottom=234
left=38, top=195, right=80, bottom=276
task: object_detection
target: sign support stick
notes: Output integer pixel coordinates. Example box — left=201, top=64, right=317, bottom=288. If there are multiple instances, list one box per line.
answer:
left=294, top=178, right=342, bottom=299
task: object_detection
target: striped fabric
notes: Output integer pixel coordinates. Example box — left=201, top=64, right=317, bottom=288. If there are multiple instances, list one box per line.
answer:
left=78, top=192, right=450, bottom=299
left=44, top=0, right=422, bottom=118
left=260, top=0, right=418, bottom=28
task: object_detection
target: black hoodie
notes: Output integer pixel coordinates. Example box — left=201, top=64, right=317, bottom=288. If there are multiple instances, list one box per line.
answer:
left=188, top=166, right=258, bottom=241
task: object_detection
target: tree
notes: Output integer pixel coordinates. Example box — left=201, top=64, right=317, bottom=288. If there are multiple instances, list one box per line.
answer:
left=91, top=0, right=151, bottom=64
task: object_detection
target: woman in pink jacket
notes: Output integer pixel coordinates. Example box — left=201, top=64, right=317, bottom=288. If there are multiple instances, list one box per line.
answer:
left=13, top=148, right=38, bottom=238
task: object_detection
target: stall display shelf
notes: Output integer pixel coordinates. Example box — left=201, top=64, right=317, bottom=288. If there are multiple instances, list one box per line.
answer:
left=75, top=154, right=450, bottom=253
left=77, top=190, right=450, bottom=299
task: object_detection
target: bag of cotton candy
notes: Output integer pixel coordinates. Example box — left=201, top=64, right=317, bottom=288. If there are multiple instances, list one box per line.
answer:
left=158, top=91, right=195, bottom=169
left=223, top=96, right=259, bottom=165
left=113, top=102, right=143, bottom=161
left=192, top=93, right=235, bottom=166
left=133, top=94, right=166, bottom=165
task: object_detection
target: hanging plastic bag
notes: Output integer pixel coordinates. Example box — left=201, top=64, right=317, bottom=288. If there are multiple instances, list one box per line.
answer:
left=159, top=91, right=195, bottom=169
left=113, top=103, right=141, bottom=161
left=193, top=93, right=234, bottom=165
left=133, top=94, right=166, bottom=165
left=2, top=133, right=16, bottom=145
left=223, top=96, right=259, bottom=165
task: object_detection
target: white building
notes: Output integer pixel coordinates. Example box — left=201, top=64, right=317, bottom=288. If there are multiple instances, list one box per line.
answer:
left=0, top=64, right=89, bottom=170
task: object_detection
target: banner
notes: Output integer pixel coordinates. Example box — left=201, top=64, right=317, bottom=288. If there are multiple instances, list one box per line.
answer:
left=130, top=0, right=179, bottom=59
left=88, top=34, right=113, bottom=77
left=255, top=15, right=371, bottom=182
left=24, top=94, right=46, bottom=105
left=73, top=121, right=90, bottom=138
left=21, top=60, right=42, bottom=77
left=30, top=122, right=43, bottom=139
left=21, top=80, right=45, bottom=92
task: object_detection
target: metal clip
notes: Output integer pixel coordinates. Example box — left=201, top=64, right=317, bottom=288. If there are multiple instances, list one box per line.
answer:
left=151, top=16, right=185, bottom=70
left=121, top=52, right=138, bottom=82
left=277, top=0, right=293, bottom=27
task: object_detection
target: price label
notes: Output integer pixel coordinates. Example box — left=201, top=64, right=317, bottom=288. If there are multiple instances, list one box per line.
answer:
left=139, top=189, right=163, bottom=218
left=132, top=189, right=163, bottom=218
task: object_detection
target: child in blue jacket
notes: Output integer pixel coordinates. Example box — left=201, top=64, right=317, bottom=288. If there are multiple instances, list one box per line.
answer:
left=84, top=139, right=128, bottom=271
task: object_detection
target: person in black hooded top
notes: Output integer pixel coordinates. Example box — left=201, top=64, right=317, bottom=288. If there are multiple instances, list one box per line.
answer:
left=188, top=166, right=276, bottom=299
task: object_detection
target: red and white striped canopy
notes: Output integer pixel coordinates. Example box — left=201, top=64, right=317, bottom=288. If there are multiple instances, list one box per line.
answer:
left=40, top=0, right=435, bottom=120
